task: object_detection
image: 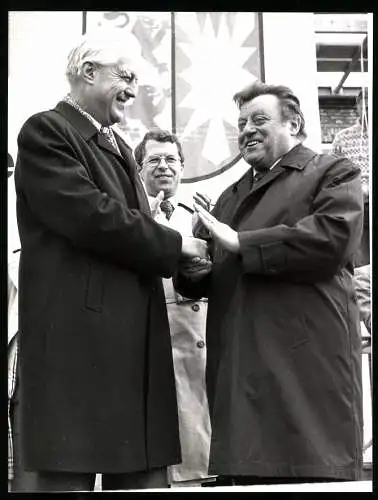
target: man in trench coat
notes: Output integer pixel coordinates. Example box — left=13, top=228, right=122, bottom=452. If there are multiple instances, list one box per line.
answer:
left=134, top=129, right=215, bottom=487
left=176, top=81, right=364, bottom=485
left=13, top=34, right=208, bottom=492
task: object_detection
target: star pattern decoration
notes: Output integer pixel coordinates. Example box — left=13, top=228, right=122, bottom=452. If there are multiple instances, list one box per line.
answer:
left=176, top=12, right=258, bottom=166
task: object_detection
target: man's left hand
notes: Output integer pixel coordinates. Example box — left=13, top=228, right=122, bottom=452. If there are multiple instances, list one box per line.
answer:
left=193, top=203, right=240, bottom=253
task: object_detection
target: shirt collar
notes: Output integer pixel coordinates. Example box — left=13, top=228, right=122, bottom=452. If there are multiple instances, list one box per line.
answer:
left=253, top=156, right=282, bottom=177
left=165, top=195, right=178, bottom=208
left=146, top=194, right=178, bottom=208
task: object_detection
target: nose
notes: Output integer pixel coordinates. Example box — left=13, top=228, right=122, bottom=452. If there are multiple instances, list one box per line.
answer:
left=243, top=118, right=257, bottom=134
left=157, top=158, right=169, bottom=169
left=127, top=82, right=138, bottom=98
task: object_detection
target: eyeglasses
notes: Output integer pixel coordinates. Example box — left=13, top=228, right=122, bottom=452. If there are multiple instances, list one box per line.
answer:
left=143, top=155, right=181, bottom=168
left=92, top=62, right=138, bottom=84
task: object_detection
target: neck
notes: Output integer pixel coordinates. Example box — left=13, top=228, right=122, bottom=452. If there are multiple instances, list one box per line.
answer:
left=68, top=90, right=99, bottom=121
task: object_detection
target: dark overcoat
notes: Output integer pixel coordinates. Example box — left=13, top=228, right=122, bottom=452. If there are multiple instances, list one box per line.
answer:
left=15, top=102, right=183, bottom=473
left=177, top=144, right=364, bottom=480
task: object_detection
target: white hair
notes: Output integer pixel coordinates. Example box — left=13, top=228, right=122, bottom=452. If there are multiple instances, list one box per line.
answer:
left=66, top=30, right=142, bottom=83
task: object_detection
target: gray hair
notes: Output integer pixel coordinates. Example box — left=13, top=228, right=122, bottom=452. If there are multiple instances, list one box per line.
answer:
left=65, top=32, right=141, bottom=83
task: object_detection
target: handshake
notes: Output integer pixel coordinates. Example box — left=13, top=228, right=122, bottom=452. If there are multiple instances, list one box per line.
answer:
left=180, top=236, right=211, bottom=281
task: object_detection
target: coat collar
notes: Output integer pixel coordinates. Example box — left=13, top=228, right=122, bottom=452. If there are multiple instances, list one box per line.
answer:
left=54, top=101, right=133, bottom=158
left=231, top=143, right=317, bottom=194
left=55, top=101, right=98, bottom=140
left=229, top=143, right=318, bottom=227
left=277, top=143, right=318, bottom=170
left=54, top=101, right=150, bottom=214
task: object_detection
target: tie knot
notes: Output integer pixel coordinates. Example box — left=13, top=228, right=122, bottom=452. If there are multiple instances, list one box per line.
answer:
left=100, top=125, right=111, bottom=137
left=100, top=126, right=118, bottom=151
left=254, top=168, right=270, bottom=183
left=160, top=199, right=174, bottom=220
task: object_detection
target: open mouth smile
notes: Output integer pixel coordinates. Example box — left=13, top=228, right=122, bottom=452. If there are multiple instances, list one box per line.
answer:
left=245, top=140, right=261, bottom=149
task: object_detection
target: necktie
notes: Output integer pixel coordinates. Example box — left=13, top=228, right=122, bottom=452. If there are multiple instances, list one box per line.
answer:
left=160, top=199, right=175, bottom=220
left=254, top=168, right=270, bottom=183
left=100, top=126, right=119, bottom=153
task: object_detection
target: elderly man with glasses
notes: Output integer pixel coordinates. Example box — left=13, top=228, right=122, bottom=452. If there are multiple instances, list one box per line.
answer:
left=12, top=34, right=208, bottom=492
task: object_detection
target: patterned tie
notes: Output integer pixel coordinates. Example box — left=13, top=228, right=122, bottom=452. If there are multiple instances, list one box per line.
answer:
left=100, top=126, right=119, bottom=153
left=160, top=199, right=175, bottom=220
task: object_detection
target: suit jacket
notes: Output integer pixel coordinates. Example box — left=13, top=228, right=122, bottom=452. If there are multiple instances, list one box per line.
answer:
left=15, top=101, right=182, bottom=473
left=176, top=144, right=364, bottom=480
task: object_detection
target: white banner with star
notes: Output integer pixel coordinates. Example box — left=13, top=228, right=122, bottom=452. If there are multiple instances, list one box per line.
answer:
left=85, top=11, right=262, bottom=188
left=174, top=12, right=262, bottom=182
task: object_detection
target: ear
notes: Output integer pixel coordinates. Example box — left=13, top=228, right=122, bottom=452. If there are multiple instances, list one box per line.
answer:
left=288, top=116, right=301, bottom=136
left=81, top=61, right=97, bottom=84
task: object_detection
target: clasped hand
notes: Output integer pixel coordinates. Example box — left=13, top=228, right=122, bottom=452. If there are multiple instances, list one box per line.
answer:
left=180, top=236, right=212, bottom=282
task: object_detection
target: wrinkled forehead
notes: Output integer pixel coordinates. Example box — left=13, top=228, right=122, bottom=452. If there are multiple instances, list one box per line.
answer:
left=144, top=140, right=180, bottom=157
left=113, top=56, right=141, bottom=74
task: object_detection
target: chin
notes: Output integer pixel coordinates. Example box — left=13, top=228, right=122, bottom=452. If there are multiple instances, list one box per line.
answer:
left=242, top=152, right=258, bottom=165
left=112, top=115, right=123, bottom=125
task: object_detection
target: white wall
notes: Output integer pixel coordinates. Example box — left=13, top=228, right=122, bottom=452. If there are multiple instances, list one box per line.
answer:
left=262, top=12, right=322, bottom=152
left=8, top=11, right=83, bottom=161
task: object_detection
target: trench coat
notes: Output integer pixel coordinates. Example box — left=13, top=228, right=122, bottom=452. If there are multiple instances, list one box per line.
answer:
left=176, top=144, right=364, bottom=480
left=156, top=202, right=212, bottom=483
left=14, top=101, right=183, bottom=473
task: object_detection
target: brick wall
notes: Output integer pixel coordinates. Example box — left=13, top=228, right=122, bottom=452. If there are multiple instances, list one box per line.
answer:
left=319, top=97, right=358, bottom=144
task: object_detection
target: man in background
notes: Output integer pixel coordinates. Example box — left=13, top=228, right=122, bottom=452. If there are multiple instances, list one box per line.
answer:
left=13, top=34, right=207, bottom=492
left=134, top=129, right=214, bottom=488
left=332, top=88, right=369, bottom=267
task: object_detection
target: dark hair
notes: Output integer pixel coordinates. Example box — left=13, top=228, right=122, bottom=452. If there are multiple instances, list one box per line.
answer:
left=233, top=81, right=307, bottom=139
left=134, top=129, right=185, bottom=170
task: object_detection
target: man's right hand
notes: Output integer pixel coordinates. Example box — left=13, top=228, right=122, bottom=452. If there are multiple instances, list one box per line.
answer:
left=149, top=190, right=165, bottom=218
left=181, top=236, right=209, bottom=259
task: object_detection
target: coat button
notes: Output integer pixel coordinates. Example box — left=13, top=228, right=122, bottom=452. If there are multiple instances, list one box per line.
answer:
left=191, top=303, right=200, bottom=312
left=196, top=340, right=205, bottom=348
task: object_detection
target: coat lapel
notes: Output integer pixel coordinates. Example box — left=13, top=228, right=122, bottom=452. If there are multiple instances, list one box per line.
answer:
left=231, top=166, right=287, bottom=227
left=114, top=133, right=151, bottom=215
left=54, top=102, right=151, bottom=215
left=96, top=132, right=121, bottom=157
left=231, top=144, right=316, bottom=228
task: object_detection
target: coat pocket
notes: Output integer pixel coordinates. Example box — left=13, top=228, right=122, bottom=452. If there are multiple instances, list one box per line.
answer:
left=85, top=261, right=104, bottom=312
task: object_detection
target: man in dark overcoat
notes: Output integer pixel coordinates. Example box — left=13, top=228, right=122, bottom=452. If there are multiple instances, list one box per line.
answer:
left=176, top=81, right=364, bottom=485
left=12, top=33, right=208, bottom=492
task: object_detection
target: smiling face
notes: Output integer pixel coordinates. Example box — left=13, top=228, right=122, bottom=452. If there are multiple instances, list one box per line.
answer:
left=238, top=94, right=298, bottom=170
left=140, top=140, right=184, bottom=198
left=81, top=56, right=139, bottom=126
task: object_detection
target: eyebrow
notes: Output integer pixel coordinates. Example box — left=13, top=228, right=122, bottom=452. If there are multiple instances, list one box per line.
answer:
left=116, top=67, right=137, bottom=78
left=239, top=110, right=272, bottom=121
